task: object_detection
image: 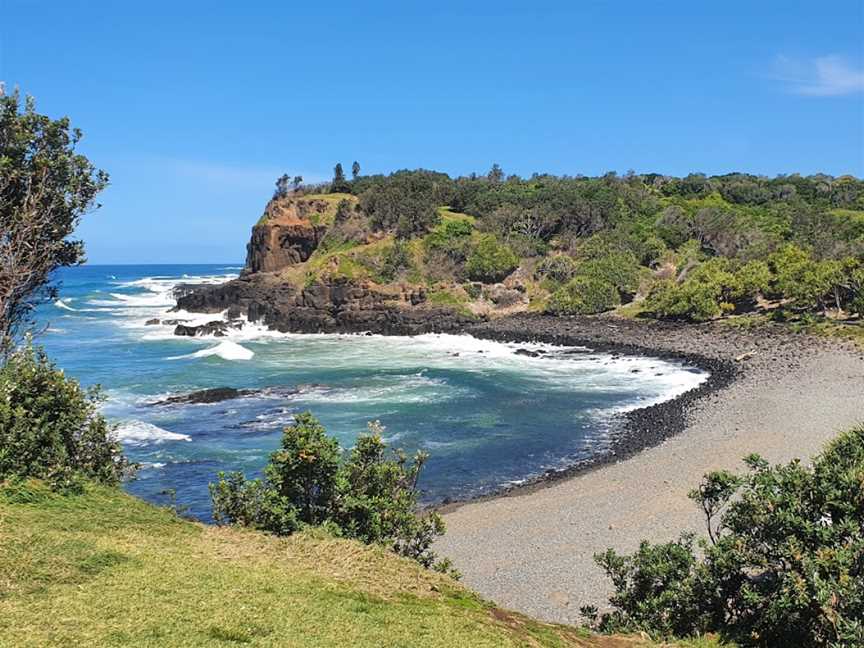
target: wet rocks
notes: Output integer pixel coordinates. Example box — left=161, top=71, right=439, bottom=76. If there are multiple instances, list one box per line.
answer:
left=514, top=348, right=541, bottom=358
left=176, top=275, right=479, bottom=337
left=173, top=320, right=244, bottom=337
left=150, top=385, right=301, bottom=406
left=152, top=387, right=254, bottom=405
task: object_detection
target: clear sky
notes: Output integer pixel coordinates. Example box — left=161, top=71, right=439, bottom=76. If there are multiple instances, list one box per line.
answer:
left=2, top=0, right=863, bottom=263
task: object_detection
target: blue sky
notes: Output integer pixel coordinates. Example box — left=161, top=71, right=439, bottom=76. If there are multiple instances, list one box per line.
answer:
left=2, top=1, right=863, bottom=263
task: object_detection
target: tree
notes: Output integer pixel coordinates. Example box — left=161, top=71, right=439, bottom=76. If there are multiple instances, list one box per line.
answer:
left=487, top=163, right=504, bottom=183
left=274, top=173, right=289, bottom=199
left=351, top=160, right=360, bottom=180
left=331, top=162, right=350, bottom=193
left=0, top=90, right=108, bottom=351
left=464, top=234, right=519, bottom=282
left=292, top=175, right=303, bottom=191
left=0, top=342, right=132, bottom=485
left=587, top=427, right=864, bottom=646
left=210, top=413, right=452, bottom=572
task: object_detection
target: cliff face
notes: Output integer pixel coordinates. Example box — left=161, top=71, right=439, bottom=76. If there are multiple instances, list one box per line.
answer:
left=245, top=197, right=329, bottom=273
left=176, top=194, right=480, bottom=335
left=176, top=273, right=477, bottom=335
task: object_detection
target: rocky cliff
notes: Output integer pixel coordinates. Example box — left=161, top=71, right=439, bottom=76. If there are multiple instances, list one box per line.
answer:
left=175, top=194, right=481, bottom=335
left=245, top=197, right=329, bottom=273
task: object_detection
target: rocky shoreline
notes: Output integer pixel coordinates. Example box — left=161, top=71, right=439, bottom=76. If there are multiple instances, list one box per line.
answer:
left=442, top=312, right=862, bottom=504
left=433, top=314, right=741, bottom=505
left=436, top=315, right=864, bottom=622
left=173, top=273, right=858, bottom=507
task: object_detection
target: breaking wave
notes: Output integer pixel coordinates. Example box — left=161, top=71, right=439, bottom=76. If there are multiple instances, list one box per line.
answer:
left=115, top=421, right=191, bottom=446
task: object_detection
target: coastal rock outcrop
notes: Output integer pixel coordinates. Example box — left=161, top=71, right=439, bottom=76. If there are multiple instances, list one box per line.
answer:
left=173, top=193, right=483, bottom=335
left=176, top=274, right=477, bottom=335
left=245, top=197, right=329, bottom=273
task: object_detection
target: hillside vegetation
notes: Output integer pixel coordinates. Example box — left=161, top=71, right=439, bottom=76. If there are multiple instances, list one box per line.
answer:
left=0, top=480, right=715, bottom=648
left=266, top=167, right=864, bottom=330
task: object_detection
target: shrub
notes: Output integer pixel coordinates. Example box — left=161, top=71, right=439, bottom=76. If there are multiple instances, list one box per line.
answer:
left=587, top=426, right=864, bottom=647
left=423, top=218, right=474, bottom=263
left=577, top=252, right=641, bottom=297
left=465, top=235, right=519, bottom=283
left=210, top=413, right=452, bottom=572
left=768, top=245, right=858, bottom=315
left=546, top=275, right=620, bottom=315
left=536, top=255, right=579, bottom=284
left=645, top=258, right=771, bottom=322
left=0, top=343, right=132, bottom=485
left=377, top=240, right=413, bottom=282
left=850, top=267, right=864, bottom=317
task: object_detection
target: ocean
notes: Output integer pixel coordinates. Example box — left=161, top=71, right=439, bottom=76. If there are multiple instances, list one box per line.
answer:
left=36, top=264, right=708, bottom=520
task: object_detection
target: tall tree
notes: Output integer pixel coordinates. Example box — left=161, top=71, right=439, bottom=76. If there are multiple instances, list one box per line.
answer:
left=487, top=163, right=504, bottom=183
left=331, top=162, right=350, bottom=193
left=274, top=173, right=289, bottom=199
left=0, top=90, right=108, bottom=352
left=351, top=160, right=360, bottom=180
left=292, top=175, right=303, bottom=191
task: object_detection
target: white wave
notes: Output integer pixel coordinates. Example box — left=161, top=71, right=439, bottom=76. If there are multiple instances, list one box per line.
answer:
left=115, top=421, right=191, bottom=446
left=55, top=299, right=77, bottom=311
left=168, top=340, right=254, bottom=361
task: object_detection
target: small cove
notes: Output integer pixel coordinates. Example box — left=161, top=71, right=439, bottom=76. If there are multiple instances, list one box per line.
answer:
left=39, top=264, right=709, bottom=520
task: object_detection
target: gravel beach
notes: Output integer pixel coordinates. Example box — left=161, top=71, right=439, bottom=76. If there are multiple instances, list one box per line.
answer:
left=435, top=314, right=864, bottom=625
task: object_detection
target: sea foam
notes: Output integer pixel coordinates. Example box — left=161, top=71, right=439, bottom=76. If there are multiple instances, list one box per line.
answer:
left=55, top=299, right=77, bottom=311
left=115, top=421, right=191, bottom=446
left=169, top=340, right=255, bottom=361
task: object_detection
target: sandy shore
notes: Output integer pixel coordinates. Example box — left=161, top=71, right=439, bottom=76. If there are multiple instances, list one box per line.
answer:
left=435, top=314, right=864, bottom=625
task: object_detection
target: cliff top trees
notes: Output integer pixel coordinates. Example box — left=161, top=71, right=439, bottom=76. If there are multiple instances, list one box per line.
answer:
left=331, top=162, right=351, bottom=193
left=0, top=90, right=108, bottom=352
left=351, top=160, right=360, bottom=180
left=274, top=174, right=289, bottom=199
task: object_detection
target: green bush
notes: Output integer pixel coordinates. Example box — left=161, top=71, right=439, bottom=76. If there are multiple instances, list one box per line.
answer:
left=546, top=275, right=620, bottom=315
left=645, top=258, right=772, bottom=322
left=850, top=267, right=864, bottom=317
left=377, top=240, right=413, bottom=282
left=586, top=426, right=864, bottom=647
left=423, top=218, right=474, bottom=263
left=464, top=235, right=519, bottom=283
left=535, top=255, right=579, bottom=284
left=210, top=413, right=452, bottom=573
left=0, top=343, right=132, bottom=485
left=577, top=252, right=641, bottom=296
left=768, top=245, right=859, bottom=315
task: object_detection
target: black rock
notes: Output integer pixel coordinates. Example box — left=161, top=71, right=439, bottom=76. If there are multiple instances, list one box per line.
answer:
left=514, top=348, right=540, bottom=358
left=152, top=387, right=254, bottom=405
left=173, top=320, right=243, bottom=337
left=145, top=318, right=161, bottom=325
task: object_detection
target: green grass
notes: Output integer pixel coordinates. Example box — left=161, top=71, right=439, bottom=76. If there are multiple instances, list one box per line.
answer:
left=0, top=481, right=600, bottom=647
left=437, top=206, right=476, bottom=225
left=0, top=481, right=730, bottom=647
left=258, top=193, right=356, bottom=227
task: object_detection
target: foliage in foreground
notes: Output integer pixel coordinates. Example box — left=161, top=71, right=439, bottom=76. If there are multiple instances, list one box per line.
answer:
left=0, top=342, right=131, bottom=486
left=0, top=480, right=598, bottom=648
left=210, top=412, right=452, bottom=572
left=585, top=426, right=864, bottom=647
left=0, top=91, right=108, bottom=351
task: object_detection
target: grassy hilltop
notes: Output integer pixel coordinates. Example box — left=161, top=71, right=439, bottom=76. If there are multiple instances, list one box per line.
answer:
left=252, top=168, right=864, bottom=343
left=0, top=481, right=719, bottom=648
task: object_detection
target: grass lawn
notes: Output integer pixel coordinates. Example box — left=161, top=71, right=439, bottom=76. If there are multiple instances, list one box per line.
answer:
left=0, top=480, right=706, bottom=648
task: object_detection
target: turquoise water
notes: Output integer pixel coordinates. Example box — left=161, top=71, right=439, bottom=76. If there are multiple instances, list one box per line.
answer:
left=38, top=264, right=708, bottom=520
